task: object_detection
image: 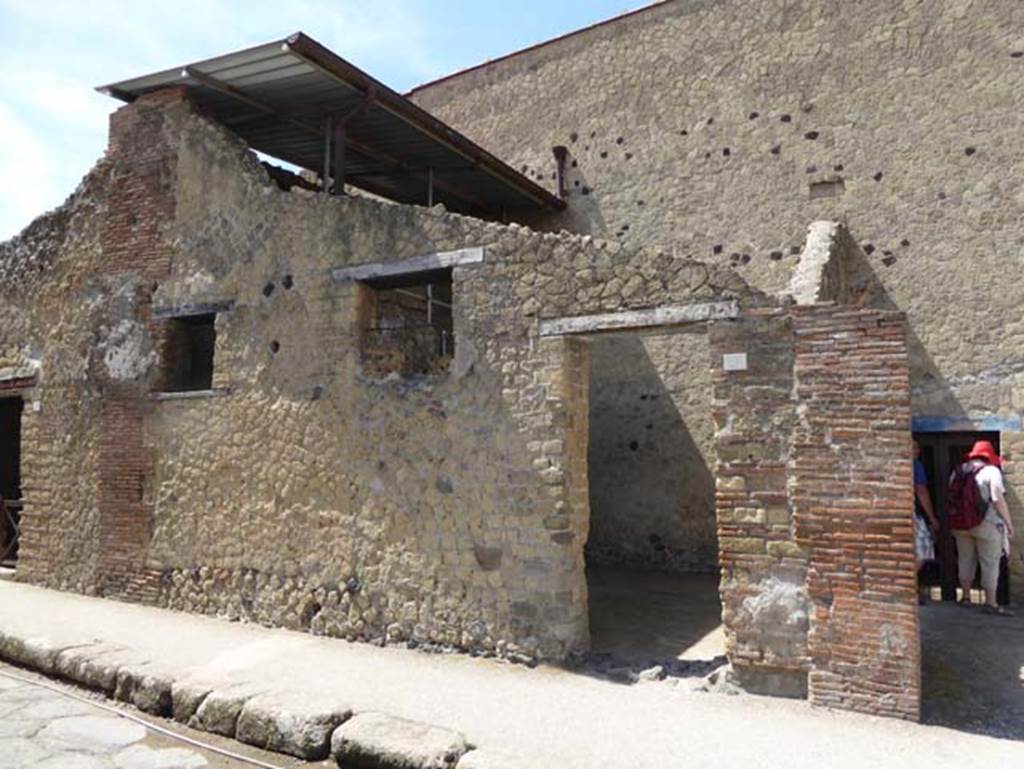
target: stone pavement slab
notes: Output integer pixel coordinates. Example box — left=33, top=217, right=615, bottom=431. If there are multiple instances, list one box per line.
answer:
left=1, top=581, right=1023, bottom=768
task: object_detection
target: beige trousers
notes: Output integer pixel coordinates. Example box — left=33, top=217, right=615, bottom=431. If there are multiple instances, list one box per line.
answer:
left=954, top=520, right=1003, bottom=596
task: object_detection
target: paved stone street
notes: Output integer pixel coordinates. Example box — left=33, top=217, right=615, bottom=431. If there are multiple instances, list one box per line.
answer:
left=0, top=662, right=322, bottom=769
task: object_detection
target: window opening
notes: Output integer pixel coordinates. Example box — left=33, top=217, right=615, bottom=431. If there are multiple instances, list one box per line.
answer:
left=361, top=268, right=454, bottom=376
left=161, top=314, right=216, bottom=392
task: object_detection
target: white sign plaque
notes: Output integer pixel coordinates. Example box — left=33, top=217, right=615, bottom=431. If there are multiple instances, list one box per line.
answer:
left=722, top=352, right=748, bottom=372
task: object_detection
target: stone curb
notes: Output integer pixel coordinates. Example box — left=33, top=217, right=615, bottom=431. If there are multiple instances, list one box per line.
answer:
left=0, top=629, right=532, bottom=768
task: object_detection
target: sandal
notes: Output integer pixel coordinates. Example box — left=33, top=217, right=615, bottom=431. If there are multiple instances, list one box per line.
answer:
left=958, top=597, right=972, bottom=607
left=981, top=605, right=1015, bottom=617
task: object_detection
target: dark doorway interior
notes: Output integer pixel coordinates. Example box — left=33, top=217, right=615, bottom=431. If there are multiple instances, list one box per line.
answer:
left=914, top=431, right=1009, bottom=604
left=584, top=331, right=724, bottom=668
left=0, top=396, right=23, bottom=567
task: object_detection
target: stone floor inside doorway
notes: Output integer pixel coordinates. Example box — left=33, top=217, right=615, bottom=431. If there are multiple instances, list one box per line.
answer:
left=920, top=598, right=1024, bottom=740
left=585, top=565, right=726, bottom=678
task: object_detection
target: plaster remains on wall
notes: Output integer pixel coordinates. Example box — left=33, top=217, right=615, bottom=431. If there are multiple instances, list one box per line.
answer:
left=101, top=320, right=157, bottom=382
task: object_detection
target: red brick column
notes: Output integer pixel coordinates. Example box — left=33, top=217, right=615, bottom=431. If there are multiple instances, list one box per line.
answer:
left=791, top=305, right=919, bottom=720
left=96, top=87, right=189, bottom=600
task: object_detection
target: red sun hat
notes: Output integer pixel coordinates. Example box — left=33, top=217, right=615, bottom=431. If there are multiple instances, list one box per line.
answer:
left=967, top=440, right=1003, bottom=467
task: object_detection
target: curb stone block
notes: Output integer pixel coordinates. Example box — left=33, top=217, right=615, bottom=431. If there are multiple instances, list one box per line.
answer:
left=114, top=665, right=174, bottom=715
left=331, top=712, right=469, bottom=769
left=130, top=672, right=174, bottom=716
left=171, top=680, right=213, bottom=723
left=236, top=694, right=352, bottom=760
left=189, top=682, right=266, bottom=737
left=54, top=644, right=119, bottom=694
left=1, top=635, right=62, bottom=673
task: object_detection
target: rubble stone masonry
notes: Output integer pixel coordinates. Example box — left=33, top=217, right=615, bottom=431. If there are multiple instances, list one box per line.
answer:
left=0, top=3, right=972, bottom=720
left=0, top=93, right=756, bottom=662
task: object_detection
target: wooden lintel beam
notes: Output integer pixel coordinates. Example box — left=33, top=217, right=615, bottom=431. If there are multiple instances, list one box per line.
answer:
left=538, top=301, right=741, bottom=337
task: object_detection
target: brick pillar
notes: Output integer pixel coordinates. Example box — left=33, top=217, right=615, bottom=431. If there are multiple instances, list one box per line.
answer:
left=95, top=87, right=190, bottom=600
left=791, top=305, right=920, bottom=720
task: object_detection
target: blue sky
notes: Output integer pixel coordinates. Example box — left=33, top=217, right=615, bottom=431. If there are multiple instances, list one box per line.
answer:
left=0, top=0, right=651, bottom=241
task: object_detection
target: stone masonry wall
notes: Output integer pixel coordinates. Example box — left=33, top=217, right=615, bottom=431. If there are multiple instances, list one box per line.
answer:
left=711, top=303, right=919, bottom=716
left=710, top=308, right=810, bottom=697
left=791, top=305, right=919, bottom=720
left=2, top=92, right=758, bottom=662
left=146, top=104, right=755, bottom=659
left=0, top=153, right=113, bottom=593
left=410, top=0, right=1024, bottom=596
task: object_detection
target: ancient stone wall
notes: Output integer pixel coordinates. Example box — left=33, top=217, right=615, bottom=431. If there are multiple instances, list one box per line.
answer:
left=2, top=91, right=757, bottom=661
left=710, top=302, right=918, bottom=715
left=710, top=308, right=810, bottom=697
left=586, top=329, right=717, bottom=572
left=410, top=0, right=1024, bottom=594
left=0, top=146, right=114, bottom=592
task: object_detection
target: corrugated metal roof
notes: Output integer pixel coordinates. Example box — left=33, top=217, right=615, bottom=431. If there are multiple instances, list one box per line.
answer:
left=98, top=33, right=565, bottom=217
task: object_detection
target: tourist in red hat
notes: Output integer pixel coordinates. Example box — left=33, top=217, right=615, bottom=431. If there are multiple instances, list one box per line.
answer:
left=949, top=440, right=1015, bottom=615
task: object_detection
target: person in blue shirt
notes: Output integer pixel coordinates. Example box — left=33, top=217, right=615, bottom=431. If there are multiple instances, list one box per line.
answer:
left=914, top=441, right=939, bottom=603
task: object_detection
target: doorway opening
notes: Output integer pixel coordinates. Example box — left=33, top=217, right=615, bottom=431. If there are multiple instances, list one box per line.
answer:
left=0, top=396, right=23, bottom=569
left=916, top=430, right=1024, bottom=738
left=584, top=329, right=724, bottom=670
left=914, top=431, right=1008, bottom=604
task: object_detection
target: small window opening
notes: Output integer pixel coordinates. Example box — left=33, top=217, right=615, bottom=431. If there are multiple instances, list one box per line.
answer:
left=360, top=269, right=454, bottom=377
left=162, top=314, right=216, bottom=391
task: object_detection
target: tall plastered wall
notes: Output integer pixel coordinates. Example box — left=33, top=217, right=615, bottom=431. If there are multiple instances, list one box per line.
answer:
left=410, top=0, right=1024, bottom=594
left=1, top=92, right=757, bottom=661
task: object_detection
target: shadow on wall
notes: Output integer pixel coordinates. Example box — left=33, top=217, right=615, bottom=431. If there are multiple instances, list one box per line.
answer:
left=585, top=327, right=716, bottom=573
left=842, top=228, right=967, bottom=424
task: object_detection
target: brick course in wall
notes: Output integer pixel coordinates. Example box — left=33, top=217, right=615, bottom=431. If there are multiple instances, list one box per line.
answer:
left=95, top=87, right=188, bottom=600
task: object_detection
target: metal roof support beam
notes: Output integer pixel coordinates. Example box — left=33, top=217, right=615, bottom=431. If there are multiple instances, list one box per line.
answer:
left=341, top=135, right=489, bottom=212
left=183, top=66, right=274, bottom=117
left=184, top=64, right=482, bottom=210
left=332, top=123, right=346, bottom=196
left=281, top=33, right=565, bottom=211
left=322, top=116, right=332, bottom=194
